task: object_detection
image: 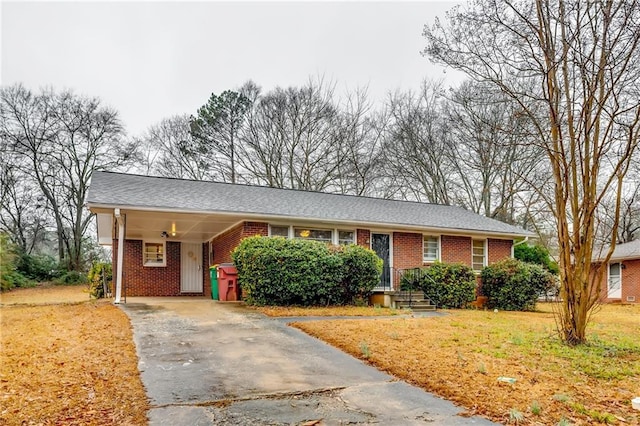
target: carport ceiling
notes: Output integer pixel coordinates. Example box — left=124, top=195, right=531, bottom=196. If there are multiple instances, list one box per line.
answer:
left=123, top=210, right=240, bottom=242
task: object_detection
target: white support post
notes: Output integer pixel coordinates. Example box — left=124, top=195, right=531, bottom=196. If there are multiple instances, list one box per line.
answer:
left=114, top=209, right=125, bottom=304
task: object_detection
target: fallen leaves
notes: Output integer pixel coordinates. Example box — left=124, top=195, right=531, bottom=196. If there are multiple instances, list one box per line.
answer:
left=0, top=301, right=148, bottom=425
left=292, top=304, right=640, bottom=425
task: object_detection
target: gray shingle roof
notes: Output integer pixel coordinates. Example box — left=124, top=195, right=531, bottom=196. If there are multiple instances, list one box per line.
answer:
left=87, top=171, right=532, bottom=237
left=594, top=239, right=640, bottom=261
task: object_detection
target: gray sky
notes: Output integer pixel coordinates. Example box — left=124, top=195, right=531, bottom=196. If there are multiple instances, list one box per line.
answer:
left=2, top=1, right=463, bottom=136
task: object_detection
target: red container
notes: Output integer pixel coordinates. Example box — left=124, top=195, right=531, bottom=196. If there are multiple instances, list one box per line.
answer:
left=217, top=264, right=239, bottom=301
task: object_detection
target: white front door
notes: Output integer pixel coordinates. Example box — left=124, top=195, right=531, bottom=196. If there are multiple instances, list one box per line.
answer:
left=608, top=262, right=622, bottom=299
left=181, top=243, right=203, bottom=293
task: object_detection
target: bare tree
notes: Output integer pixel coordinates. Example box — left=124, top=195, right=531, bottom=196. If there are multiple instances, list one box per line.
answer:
left=0, top=152, right=49, bottom=254
left=240, top=77, right=344, bottom=191
left=137, top=115, right=219, bottom=180
left=332, top=87, right=388, bottom=196
left=444, top=80, right=546, bottom=223
left=384, top=80, right=453, bottom=203
left=0, top=84, right=134, bottom=270
left=425, top=0, right=640, bottom=344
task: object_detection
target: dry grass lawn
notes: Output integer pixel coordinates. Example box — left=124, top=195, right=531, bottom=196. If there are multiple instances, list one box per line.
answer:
left=0, top=283, right=91, bottom=305
left=0, top=286, right=148, bottom=425
left=293, top=303, right=640, bottom=425
left=254, top=305, right=403, bottom=317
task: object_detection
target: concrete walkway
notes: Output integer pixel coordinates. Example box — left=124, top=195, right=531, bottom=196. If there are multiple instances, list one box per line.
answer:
left=120, top=298, right=497, bottom=425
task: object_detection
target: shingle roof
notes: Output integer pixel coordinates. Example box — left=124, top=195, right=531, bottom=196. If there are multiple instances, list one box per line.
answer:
left=87, top=171, right=533, bottom=237
left=594, top=239, right=640, bottom=261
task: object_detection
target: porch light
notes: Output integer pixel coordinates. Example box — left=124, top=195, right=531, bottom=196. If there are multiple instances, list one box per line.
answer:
left=171, top=222, right=176, bottom=237
left=299, top=229, right=310, bottom=238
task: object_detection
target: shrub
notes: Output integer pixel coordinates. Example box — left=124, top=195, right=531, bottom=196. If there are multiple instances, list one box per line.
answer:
left=481, top=258, right=555, bottom=311
left=402, top=262, right=477, bottom=308
left=16, top=252, right=60, bottom=281
left=88, top=262, right=112, bottom=298
left=54, top=270, right=88, bottom=286
left=231, top=236, right=382, bottom=306
left=0, top=234, right=34, bottom=291
left=333, top=244, right=383, bottom=304
left=514, top=243, right=559, bottom=274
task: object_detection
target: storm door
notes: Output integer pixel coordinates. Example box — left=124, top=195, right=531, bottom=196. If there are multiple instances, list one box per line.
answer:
left=181, top=243, right=203, bottom=293
left=371, top=233, right=391, bottom=290
left=608, top=262, right=622, bottom=299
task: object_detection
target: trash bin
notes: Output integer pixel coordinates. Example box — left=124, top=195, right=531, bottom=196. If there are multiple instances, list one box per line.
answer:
left=209, top=265, right=219, bottom=300
left=218, top=263, right=238, bottom=301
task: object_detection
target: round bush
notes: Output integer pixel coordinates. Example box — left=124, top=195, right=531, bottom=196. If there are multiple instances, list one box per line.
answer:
left=481, top=258, right=555, bottom=311
left=403, top=262, right=477, bottom=309
left=231, top=236, right=382, bottom=306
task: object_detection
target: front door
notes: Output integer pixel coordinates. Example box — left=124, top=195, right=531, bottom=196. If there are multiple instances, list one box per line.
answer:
left=608, top=262, right=622, bottom=299
left=371, top=233, right=391, bottom=289
left=181, top=243, right=203, bottom=293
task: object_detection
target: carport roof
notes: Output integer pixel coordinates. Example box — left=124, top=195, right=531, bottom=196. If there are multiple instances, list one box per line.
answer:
left=87, top=171, right=533, bottom=238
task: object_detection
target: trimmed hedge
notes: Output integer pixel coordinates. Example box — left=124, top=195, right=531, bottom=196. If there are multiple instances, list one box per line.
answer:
left=481, top=258, right=556, bottom=311
left=231, top=236, right=382, bottom=306
left=401, top=262, right=476, bottom=309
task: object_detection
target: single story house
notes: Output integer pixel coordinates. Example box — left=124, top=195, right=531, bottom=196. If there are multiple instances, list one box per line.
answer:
left=86, top=171, right=533, bottom=304
left=592, top=240, right=640, bottom=303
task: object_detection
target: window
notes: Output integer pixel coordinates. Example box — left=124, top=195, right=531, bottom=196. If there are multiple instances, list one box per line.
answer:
left=423, top=235, right=439, bottom=262
left=143, top=241, right=166, bottom=267
left=270, top=225, right=289, bottom=238
left=472, top=239, right=486, bottom=272
left=338, top=230, right=355, bottom=245
left=294, top=228, right=332, bottom=243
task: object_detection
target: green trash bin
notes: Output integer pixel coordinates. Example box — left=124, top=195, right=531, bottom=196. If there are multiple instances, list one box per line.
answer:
left=210, top=265, right=219, bottom=300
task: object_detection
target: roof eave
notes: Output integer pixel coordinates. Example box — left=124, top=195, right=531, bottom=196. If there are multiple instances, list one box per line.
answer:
left=87, top=202, right=532, bottom=239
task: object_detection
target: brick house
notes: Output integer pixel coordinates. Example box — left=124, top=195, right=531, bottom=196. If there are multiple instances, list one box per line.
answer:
left=87, top=171, right=533, bottom=303
left=592, top=240, right=640, bottom=303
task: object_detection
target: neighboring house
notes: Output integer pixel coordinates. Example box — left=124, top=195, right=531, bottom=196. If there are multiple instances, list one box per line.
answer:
left=592, top=240, right=640, bottom=303
left=86, top=171, right=533, bottom=303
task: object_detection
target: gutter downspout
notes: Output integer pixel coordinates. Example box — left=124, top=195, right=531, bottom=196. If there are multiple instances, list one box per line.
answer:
left=114, top=208, right=125, bottom=304
left=511, top=236, right=529, bottom=257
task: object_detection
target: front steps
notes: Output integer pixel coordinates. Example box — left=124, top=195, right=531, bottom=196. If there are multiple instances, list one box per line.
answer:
left=389, top=291, right=436, bottom=312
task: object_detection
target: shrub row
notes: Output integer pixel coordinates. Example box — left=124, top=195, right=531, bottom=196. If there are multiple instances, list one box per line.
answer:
left=231, top=236, right=382, bottom=306
left=400, top=258, right=556, bottom=311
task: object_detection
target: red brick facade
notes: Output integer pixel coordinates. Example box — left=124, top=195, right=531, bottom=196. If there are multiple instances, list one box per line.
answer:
left=113, top=240, right=182, bottom=296
left=597, top=259, right=640, bottom=303
left=393, top=232, right=423, bottom=270
left=116, top=220, right=515, bottom=297
left=488, top=238, right=513, bottom=264
left=441, top=235, right=473, bottom=265
left=357, top=229, right=370, bottom=248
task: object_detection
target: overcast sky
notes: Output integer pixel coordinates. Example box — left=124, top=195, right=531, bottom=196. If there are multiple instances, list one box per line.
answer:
left=2, top=1, right=463, bottom=136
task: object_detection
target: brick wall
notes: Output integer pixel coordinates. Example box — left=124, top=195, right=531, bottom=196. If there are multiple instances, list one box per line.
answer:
left=211, top=221, right=269, bottom=265
left=357, top=229, right=370, bottom=248
left=598, top=259, right=640, bottom=303
left=441, top=235, right=472, bottom=266
left=242, top=222, right=269, bottom=238
left=393, top=232, right=423, bottom=270
left=622, top=260, right=640, bottom=302
left=488, top=238, right=513, bottom=264
left=113, top=239, right=182, bottom=296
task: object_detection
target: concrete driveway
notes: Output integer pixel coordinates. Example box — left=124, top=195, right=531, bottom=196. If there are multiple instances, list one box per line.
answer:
left=120, top=298, right=496, bottom=425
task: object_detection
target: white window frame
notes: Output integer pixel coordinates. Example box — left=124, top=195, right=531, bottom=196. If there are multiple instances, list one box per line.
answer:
left=293, top=227, right=333, bottom=243
left=423, top=235, right=440, bottom=262
left=143, top=240, right=166, bottom=267
left=269, top=224, right=291, bottom=238
left=336, top=229, right=356, bottom=245
left=472, top=239, right=487, bottom=273
left=268, top=224, right=356, bottom=246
